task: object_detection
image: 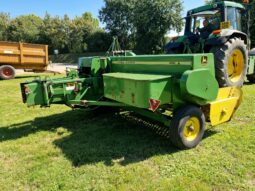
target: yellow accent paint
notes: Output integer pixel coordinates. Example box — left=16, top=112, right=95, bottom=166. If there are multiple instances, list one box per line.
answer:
left=183, top=117, right=200, bottom=141
left=209, top=87, right=242, bottom=126
left=228, top=49, right=244, bottom=83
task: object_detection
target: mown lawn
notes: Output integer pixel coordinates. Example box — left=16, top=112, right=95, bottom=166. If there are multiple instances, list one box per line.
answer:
left=0, top=74, right=255, bottom=191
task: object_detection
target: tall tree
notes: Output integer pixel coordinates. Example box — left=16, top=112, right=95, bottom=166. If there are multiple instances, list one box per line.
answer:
left=39, top=14, right=69, bottom=53
left=0, top=12, right=10, bottom=41
left=86, top=30, right=112, bottom=52
left=100, top=0, right=183, bottom=53
left=0, top=11, right=110, bottom=54
left=8, top=14, right=43, bottom=43
left=99, top=0, right=135, bottom=50
left=133, top=0, right=183, bottom=53
left=80, top=12, right=101, bottom=51
left=39, top=12, right=102, bottom=54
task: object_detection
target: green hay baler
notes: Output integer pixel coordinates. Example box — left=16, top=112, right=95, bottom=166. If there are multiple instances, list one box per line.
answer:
left=20, top=52, right=242, bottom=149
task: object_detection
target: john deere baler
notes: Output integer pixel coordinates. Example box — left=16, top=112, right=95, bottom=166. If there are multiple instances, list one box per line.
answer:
left=20, top=53, right=242, bottom=149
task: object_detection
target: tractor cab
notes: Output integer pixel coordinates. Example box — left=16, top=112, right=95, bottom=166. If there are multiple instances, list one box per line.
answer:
left=185, top=1, right=245, bottom=35
left=166, top=1, right=247, bottom=54
left=186, top=9, right=222, bottom=39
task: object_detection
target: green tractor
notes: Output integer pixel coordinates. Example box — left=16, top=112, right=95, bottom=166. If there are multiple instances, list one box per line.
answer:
left=165, top=1, right=255, bottom=87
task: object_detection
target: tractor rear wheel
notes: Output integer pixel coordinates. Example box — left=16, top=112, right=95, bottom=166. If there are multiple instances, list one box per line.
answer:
left=247, top=74, right=255, bottom=83
left=0, top=65, right=16, bottom=80
left=170, top=105, right=205, bottom=149
left=210, top=37, right=248, bottom=87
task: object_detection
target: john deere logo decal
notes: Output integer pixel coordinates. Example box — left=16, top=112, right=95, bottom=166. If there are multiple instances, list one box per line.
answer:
left=201, top=56, right=208, bottom=65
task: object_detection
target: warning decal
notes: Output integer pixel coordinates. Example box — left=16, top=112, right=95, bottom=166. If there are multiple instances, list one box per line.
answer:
left=149, top=98, right=161, bottom=112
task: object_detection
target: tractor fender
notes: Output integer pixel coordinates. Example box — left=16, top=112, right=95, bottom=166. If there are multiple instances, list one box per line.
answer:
left=250, top=48, right=255, bottom=56
left=206, top=30, right=248, bottom=47
left=221, top=30, right=248, bottom=44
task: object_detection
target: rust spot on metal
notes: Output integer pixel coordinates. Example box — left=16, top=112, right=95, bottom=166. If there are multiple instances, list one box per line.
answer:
left=131, top=93, right=135, bottom=104
left=24, top=85, right=31, bottom=95
left=81, top=100, right=89, bottom=107
left=120, top=90, right=125, bottom=98
left=112, top=88, right=115, bottom=98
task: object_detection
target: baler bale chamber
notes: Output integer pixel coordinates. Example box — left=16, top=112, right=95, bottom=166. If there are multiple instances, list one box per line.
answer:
left=20, top=53, right=242, bottom=149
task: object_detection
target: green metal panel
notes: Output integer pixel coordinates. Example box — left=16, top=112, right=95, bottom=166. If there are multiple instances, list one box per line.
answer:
left=248, top=56, right=255, bottom=75
left=78, top=57, right=108, bottom=77
left=192, top=53, right=215, bottom=77
left=109, top=54, right=215, bottom=77
left=91, top=57, right=108, bottom=76
left=78, top=57, right=94, bottom=67
left=103, top=73, right=172, bottom=108
left=110, top=54, right=194, bottom=62
left=21, top=77, right=97, bottom=107
left=180, top=69, right=219, bottom=104
left=21, top=82, right=45, bottom=106
left=110, top=62, right=191, bottom=76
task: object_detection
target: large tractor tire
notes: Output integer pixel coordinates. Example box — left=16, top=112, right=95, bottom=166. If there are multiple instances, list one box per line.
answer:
left=210, top=37, right=248, bottom=87
left=247, top=74, right=255, bottom=83
left=0, top=65, right=16, bottom=80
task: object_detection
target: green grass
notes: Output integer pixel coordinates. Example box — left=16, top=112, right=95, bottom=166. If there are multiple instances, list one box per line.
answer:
left=0, top=75, right=255, bottom=191
left=49, top=52, right=105, bottom=64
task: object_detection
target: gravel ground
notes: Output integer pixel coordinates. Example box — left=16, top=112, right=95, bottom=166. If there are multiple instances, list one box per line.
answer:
left=15, top=63, right=78, bottom=75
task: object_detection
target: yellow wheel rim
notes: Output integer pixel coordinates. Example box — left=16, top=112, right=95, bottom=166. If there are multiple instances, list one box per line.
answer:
left=228, top=49, right=244, bottom=83
left=183, top=117, right=200, bottom=142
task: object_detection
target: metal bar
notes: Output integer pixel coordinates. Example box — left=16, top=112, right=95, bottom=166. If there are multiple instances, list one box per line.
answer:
left=128, top=108, right=171, bottom=126
left=68, top=100, right=127, bottom=107
left=42, top=82, right=50, bottom=106
left=68, top=99, right=171, bottom=126
left=45, top=79, right=85, bottom=85
left=76, top=87, right=90, bottom=101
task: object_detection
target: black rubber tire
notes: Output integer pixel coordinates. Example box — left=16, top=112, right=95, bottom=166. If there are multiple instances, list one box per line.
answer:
left=247, top=74, right=255, bottom=83
left=210, top=37, right=248, bottom=87
left=170, top=105, right=205, bottom=149
left=0, top=65, right=16, bottom=80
